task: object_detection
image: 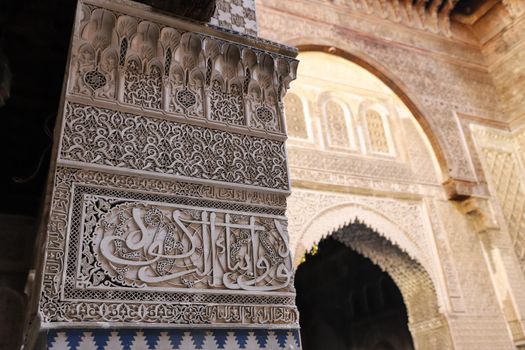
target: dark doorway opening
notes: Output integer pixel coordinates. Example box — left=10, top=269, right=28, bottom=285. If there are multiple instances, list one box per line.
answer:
left=295, top=236, right=415, bottom=350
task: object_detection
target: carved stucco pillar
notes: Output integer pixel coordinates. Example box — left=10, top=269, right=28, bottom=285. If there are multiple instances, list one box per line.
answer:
left=22, top=1, right=300, bottom=349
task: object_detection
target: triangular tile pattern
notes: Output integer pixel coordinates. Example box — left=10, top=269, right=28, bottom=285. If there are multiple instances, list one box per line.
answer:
left=77, top=332, right=98, bottom=350
left=156, top=332, right=173, bottom=350
left=143, top=329, right=160, bottom=349
left=45, top=329, right=301, bottom=349
left=213, top=329, right=228, bottom=349
left=92, top=329, right=110, bottom=350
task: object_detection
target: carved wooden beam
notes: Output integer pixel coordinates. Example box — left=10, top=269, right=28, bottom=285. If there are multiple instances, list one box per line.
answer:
left=140, top=0, right=217, bottom=22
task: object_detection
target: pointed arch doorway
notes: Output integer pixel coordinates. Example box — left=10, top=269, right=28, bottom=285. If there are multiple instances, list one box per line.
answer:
left=294, top=221, right=453, bottom=350
left=296, top=235, right=413, bottom=350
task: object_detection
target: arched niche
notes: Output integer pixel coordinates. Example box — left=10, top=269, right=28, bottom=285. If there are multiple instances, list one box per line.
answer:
left=285, top=50, right=445, bottom=188
left=295, top=210, right=454, bottom=349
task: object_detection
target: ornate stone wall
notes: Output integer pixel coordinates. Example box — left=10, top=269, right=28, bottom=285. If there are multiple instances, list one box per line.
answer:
left=15, top=1, right=525, bottom=349
left=282, top=51, right=516, bottom=349
left=24, top=0, right=300, bottom=349
left=470, top=124, right=525, bottom=344
left=257, top=0, right=503, bottom=188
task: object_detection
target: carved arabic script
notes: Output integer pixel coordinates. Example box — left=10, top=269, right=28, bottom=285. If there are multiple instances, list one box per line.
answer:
left=89, top=201, right=293, bottom=292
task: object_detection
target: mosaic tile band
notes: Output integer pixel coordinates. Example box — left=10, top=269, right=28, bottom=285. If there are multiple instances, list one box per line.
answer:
left=46, top=329, right=301, bottom=350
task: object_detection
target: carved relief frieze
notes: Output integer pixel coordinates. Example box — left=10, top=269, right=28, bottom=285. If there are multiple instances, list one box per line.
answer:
left=72, top=169, right=287, bottom=210
left=291, top=166, right=444, bottom=197
left=69, top=3, right=297, bottom=136
left=39, top=167, right=298, bottom=326
left=288, top=124, right=442, bottom=193
left=60, top=102, right=289, bottom=190
left=82, top=199, right=292, bottom=292
left=288, top=147, right=415, bottom=183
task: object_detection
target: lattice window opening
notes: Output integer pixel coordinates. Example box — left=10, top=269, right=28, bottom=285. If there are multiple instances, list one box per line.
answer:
left=164, top=47, right=172, bottom=77
left=283, top=92, right=310, bottom=140
left=119, top=38, right=128, bottom=67
left=322, top=98, right=357, bottom=151
left=364, top=108, right=396, bottom=156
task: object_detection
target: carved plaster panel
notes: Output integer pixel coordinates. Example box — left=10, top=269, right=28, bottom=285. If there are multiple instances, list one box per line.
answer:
left=283, top=92, right=309, bottom=140
left=431, top=199, right=501, bottom=316
left=365, top=109, right=390, bottom=154
left=39, top=167, right=297, bottom=327
left=424, top=199, right=465, bottom=312
left=60, top=102, right=289, bottom=191
left=447, top=315, right=516, bottom=350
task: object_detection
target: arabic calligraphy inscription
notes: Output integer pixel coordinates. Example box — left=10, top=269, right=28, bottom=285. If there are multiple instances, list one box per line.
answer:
left=80, top=197, right=293, bottom=293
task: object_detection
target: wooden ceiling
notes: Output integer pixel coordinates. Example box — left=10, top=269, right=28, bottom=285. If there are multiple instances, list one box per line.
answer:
left=453, top=0, right=491, bottom=16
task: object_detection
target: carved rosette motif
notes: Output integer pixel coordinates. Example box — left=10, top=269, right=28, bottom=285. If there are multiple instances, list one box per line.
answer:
left=34, top=0, right=299, bottom=333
